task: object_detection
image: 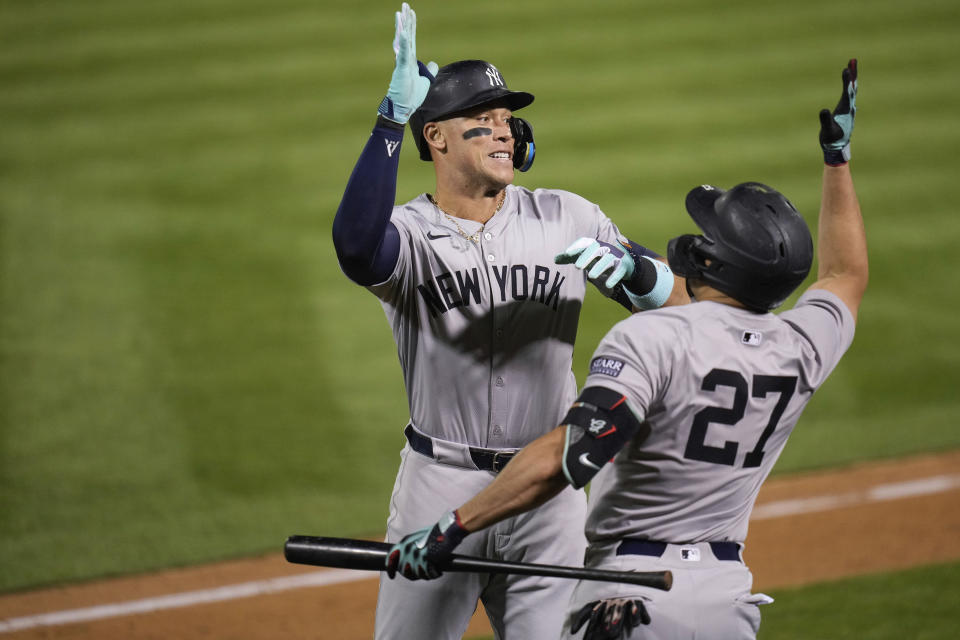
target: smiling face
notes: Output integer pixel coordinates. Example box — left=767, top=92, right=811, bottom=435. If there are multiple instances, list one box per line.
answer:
left=425, top=101, right=516, bottom=191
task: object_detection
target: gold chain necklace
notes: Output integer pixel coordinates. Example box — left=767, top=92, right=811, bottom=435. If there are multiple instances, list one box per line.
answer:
left=433, top=191, right=505, bottom=244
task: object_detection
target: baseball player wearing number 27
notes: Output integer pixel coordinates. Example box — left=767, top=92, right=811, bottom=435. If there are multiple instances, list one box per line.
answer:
left=332, top=3, right=686, bottom=639
left=386, top=59, right=867, bottom=640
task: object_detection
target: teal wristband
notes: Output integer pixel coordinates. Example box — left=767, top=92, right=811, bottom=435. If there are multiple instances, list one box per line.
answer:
left=623, top=257, right=673, bottom=310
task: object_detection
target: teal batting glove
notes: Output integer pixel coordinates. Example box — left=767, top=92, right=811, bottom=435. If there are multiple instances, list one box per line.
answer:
left=819, top=59, right=858, bottom=165
left=378, top=3, right=439, bottom=125
left=385, top=510, right=470, bottom=581
left=555, top=237, right=635, bottom=289
left=556, top=237, right=675, bottom=310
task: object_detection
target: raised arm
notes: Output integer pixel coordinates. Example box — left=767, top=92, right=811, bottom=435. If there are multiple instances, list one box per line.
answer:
left=808, top=59, right=868, bottom=320
left=331, top=3, right=437, bottom=285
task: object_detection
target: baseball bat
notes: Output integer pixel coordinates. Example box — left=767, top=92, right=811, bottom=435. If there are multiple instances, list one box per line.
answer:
left=284, top=536, right=672, bottom=591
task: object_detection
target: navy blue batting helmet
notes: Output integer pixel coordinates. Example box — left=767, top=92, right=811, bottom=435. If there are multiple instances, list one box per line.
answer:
left=667, top=182, right=813, bottom=312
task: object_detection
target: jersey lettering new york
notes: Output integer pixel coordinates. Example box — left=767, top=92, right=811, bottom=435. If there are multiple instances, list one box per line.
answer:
left=417, top=265, right=565, bottom=317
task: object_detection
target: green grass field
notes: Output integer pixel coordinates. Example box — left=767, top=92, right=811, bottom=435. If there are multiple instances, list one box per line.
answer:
left=2, top=0, right=958, bottom=614
left=759, top=561, right=960, bottom=640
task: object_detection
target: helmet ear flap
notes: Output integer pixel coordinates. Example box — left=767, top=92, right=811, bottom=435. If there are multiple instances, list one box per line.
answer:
left=667, top=234, right=705, bottom=278
left=411, top=112, right=432, bottom=161
left=510, top=117, right=535, bottom=172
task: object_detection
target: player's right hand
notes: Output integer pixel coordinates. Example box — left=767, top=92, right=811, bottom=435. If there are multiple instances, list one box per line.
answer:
left=570, top=598, right=651, bottom=639
left=819, top=59, right=857, bottom=165
left=384, top=509, right=470, bottom=580
left=378, top=3, right=439, bottom=125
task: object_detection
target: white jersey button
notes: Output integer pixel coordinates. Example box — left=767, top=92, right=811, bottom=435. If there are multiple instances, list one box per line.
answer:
left=496, top=376, right=504, bottom=387
left=486, top=254, right=495, bottom=262
left=484, top=232, right=493, bottom=241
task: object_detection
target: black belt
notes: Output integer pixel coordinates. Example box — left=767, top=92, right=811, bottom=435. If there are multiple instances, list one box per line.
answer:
left=404, top=424, right=517, bottom=473
left=616, top=539, right=742, bottom=562
left=469, top=448, right=517, bottom=473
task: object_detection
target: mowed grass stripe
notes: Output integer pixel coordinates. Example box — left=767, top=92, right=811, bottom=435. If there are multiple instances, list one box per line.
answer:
left=0, top=43, right=382, bottom=116
left=0, top=1, right=377, bottom=59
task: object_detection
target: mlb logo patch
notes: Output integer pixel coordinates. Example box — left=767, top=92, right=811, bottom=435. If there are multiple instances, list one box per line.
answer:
left=741, top=330, right=763, bottom=346
left=680, top=547, right=701, bottom=562
left=590, top=357, right=625, bottom=378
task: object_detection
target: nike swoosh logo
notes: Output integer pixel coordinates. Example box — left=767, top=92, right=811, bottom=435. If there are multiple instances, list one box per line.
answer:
left=427, top=232, right=450, bottom=240
left=579, top=453, right=600, bottom=470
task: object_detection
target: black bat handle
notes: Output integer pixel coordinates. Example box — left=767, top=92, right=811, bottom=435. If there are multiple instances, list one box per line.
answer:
left=448, top=555, right=672, bottom=590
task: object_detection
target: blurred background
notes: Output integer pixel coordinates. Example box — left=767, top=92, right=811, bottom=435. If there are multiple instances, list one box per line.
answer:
left=1, top=0, right=958, bottom=622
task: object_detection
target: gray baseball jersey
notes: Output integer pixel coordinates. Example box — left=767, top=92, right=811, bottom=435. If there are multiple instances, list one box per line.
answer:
left=367, top=183, right=623, bottom=449
left=581, top=290, right=856, bottom=544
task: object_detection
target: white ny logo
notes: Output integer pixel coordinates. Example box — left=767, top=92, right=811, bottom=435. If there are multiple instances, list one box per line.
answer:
left=485, top=65, right=504, bottom=87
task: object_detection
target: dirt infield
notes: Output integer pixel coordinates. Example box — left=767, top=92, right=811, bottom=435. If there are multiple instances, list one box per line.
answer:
left=2, top=450, right=959, bottom=639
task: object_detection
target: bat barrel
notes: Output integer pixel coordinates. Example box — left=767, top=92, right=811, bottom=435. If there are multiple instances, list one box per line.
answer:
left=284, top=536, right=390, bottom=571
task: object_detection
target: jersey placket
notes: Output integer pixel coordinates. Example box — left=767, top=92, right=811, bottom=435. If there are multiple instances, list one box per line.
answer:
left=479, top=225, right=509, bottom=448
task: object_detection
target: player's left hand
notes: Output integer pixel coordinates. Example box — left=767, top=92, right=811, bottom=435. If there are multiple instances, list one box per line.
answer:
left=571, top=598, right=651, bottom=639
left=819, top=58, right=858, bottom=165
left=379, top=3, right=439, bottom=125
left=384, top=509, right=470, bottom=580
left=555, top=237, right=635, bottom=289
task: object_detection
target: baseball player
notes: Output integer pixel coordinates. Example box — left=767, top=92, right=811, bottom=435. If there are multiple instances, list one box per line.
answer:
left=331, top=4, right=681, bottom=639
left=384, top=59, right=867, bottom=640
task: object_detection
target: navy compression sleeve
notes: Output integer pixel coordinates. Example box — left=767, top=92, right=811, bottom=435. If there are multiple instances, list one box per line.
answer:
left=332, top=117, right=405, bottom=285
